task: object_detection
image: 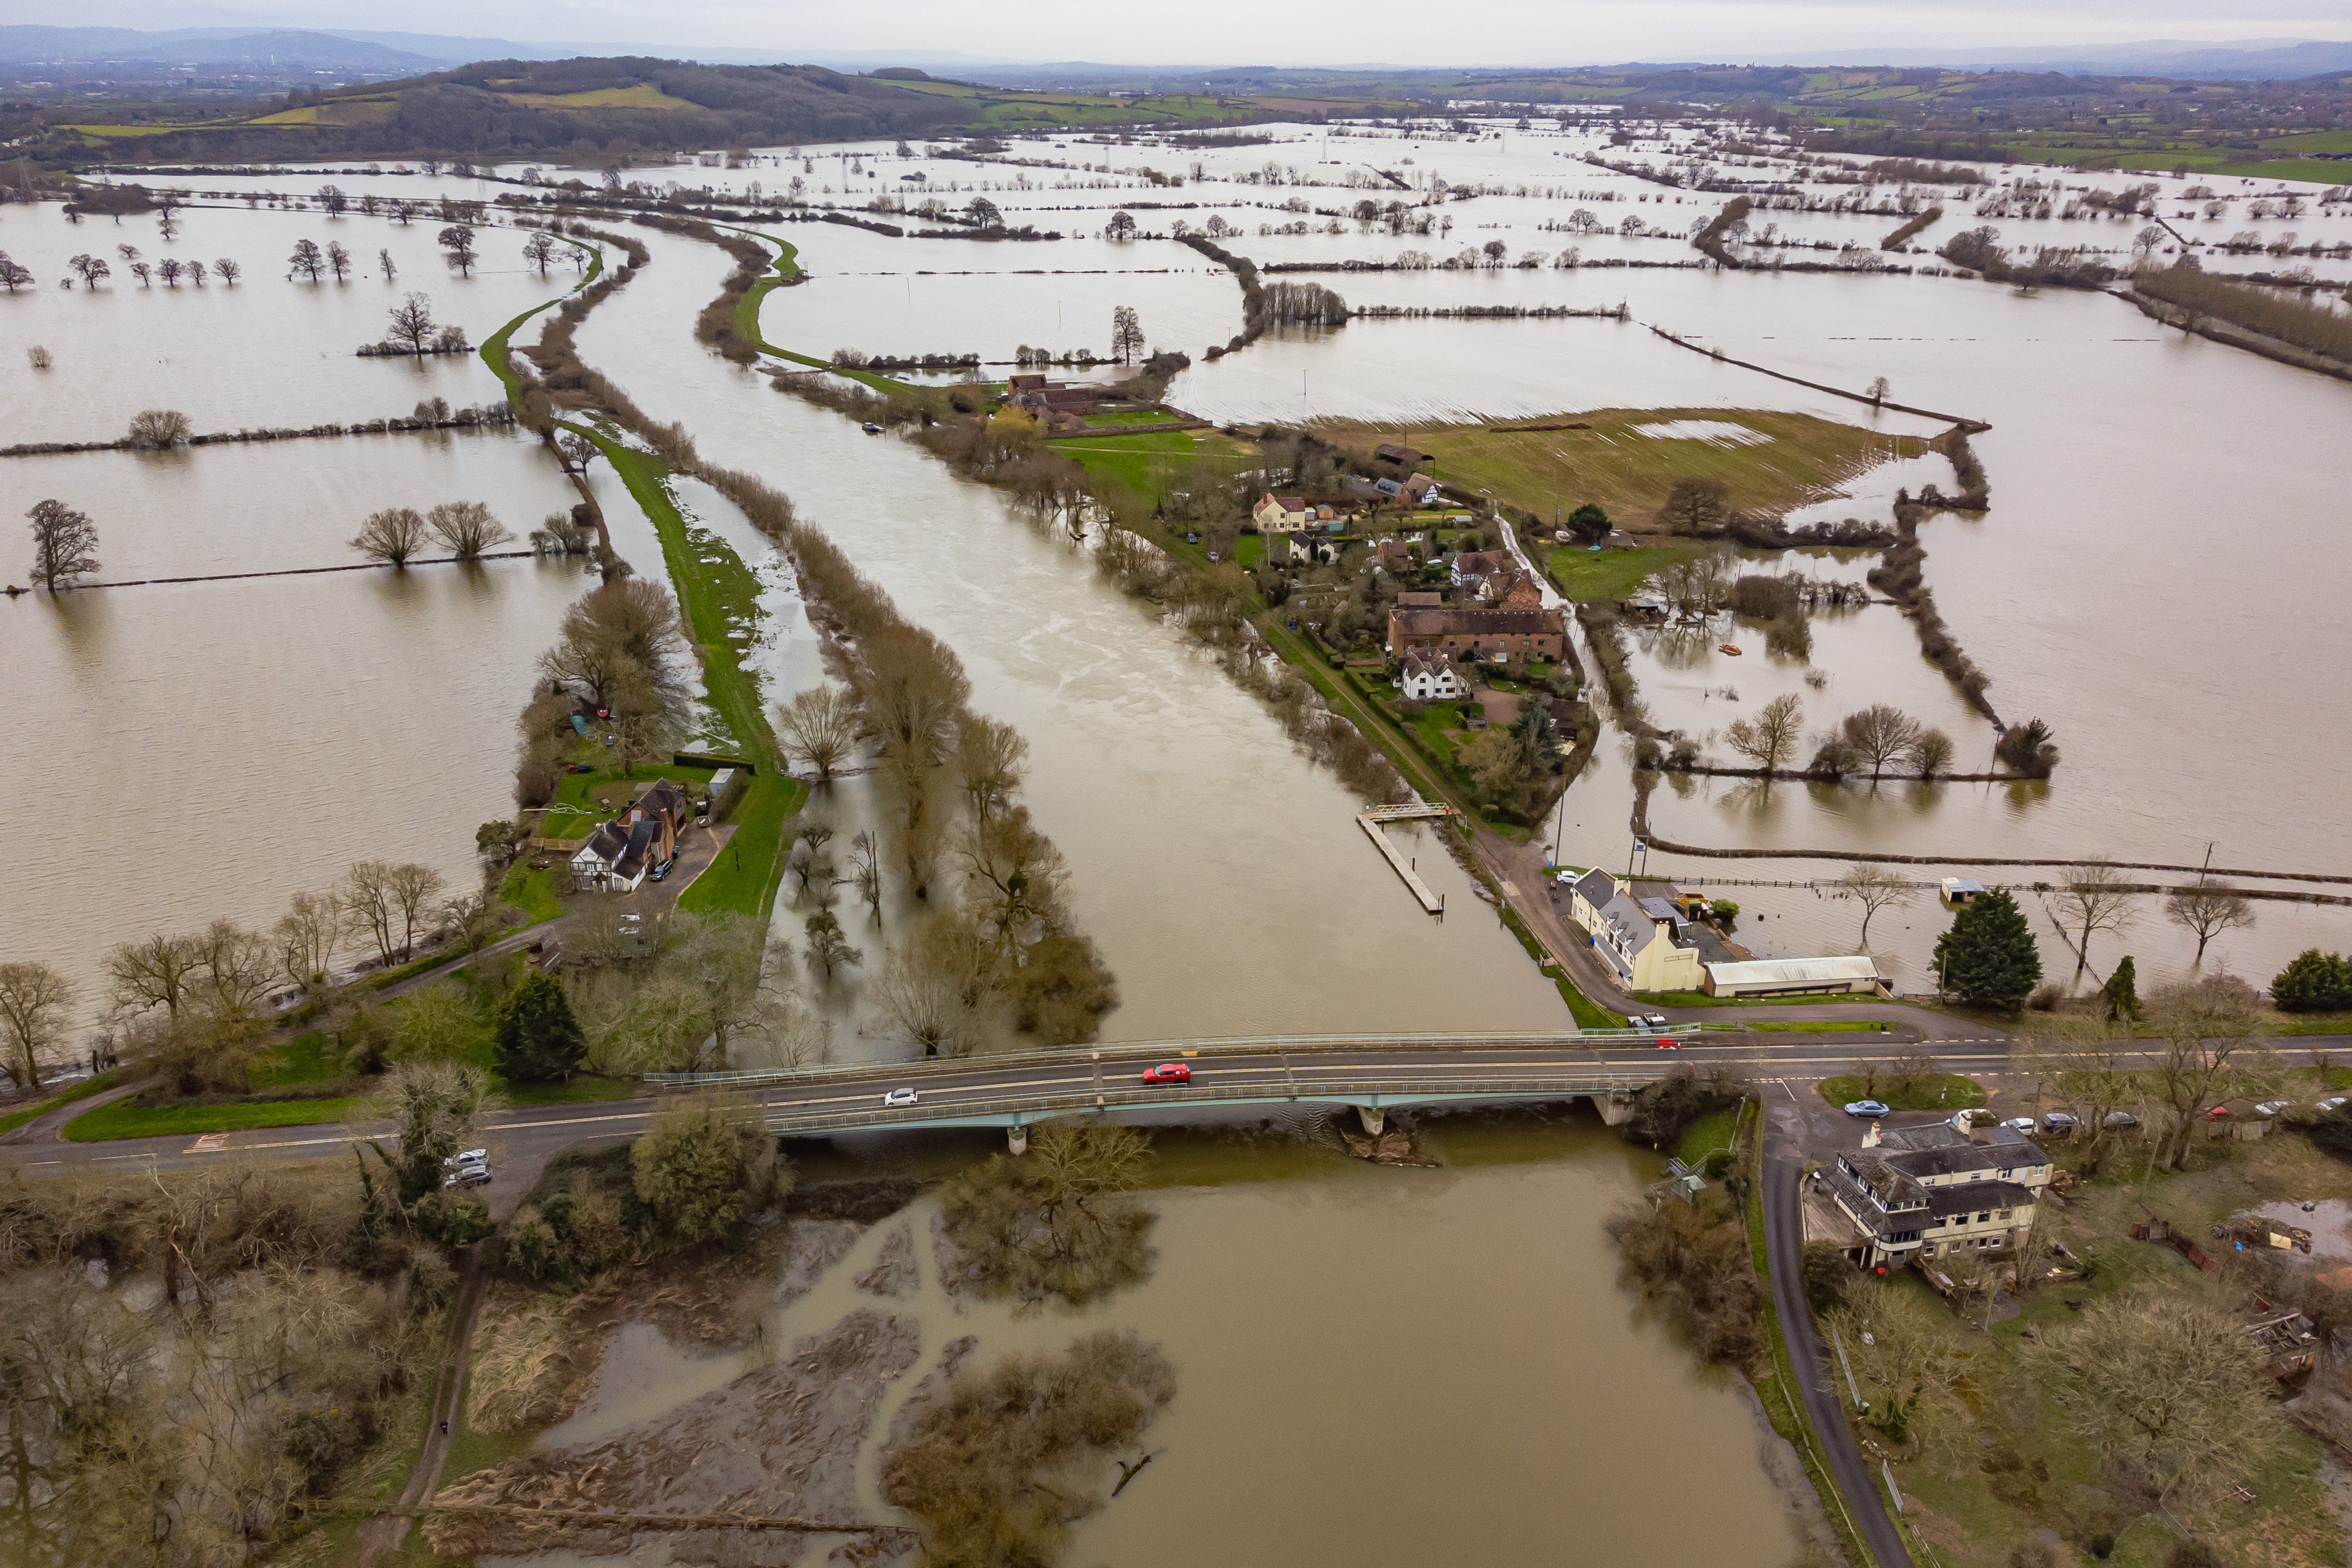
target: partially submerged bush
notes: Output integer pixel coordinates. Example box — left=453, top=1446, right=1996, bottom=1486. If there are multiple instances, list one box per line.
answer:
left=938, top=1123, right=1156, bottom=1307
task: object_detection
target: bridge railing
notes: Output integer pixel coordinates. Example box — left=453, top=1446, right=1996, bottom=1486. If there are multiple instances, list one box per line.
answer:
left=762, top=1070, right=1663, bottom=1135
left=650, top=1026, right=1753, bottom=1091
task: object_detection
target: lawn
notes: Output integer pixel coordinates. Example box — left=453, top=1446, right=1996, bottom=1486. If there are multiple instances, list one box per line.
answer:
left=1545, top=543, right=1696, bottom=604
left=1323, top=409, right=1923, bottom=530
left=1674, top=1106, right=1740, bottom=1165
left=678, top=772, right=807, bottom=916
left=67, top=1097, right=360, bottom=1142
left=497, top=861, right=565, bottom=924
left=1816, top=1073, right=1985, bottom=1111
left=1055, top=430, right=1253, bottom=505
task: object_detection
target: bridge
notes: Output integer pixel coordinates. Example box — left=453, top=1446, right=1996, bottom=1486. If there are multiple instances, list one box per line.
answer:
left=646, top=1030, right=1765, bottom=1142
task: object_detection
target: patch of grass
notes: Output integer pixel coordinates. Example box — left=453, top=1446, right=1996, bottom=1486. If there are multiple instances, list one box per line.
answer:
left=66, top=1097, right=359, bottom=1142
left=497, top=860, right=565, bottom=924
left=249, top=1031, right=343, bottom=1091
left=504, top=84, right=682, bottom=111
left=1675, top=1106, right=1738, bottom=1165
left=678, top=772, right=805, bottom=916
left=1056, top=430, right=1252, bottom=504
left=1744, top=1019, right=1893, bottom=1034
left=1328, top=409, right=1923, bottom=530
left=480, top=241, right=602, bottom=407
left=1234, top=533, right=1264, bottom=567
left=1544, top=543, right=1697, bottom=603
left=1816, top=1073, right=1984, bottom=1111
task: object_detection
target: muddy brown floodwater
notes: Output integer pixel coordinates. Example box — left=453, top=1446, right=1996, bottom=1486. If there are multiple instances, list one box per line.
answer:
left=482, top=1117, right=1812, bottom=1568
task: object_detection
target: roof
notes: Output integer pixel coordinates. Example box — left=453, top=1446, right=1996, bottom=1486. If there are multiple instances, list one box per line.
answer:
left=1571, top=869, right=1619, bottom=908
left=1882, top=1141, right=2049, bottom=1181
left=1703, top=955, right=1883, bottom=987
left=1452, top=549, right=1514, bottom=578
left=1390, top=607, right=1564, bottom=638
left=1920, top=1180, right=2036, bottom=1219
left=1939, top=877, right=1985, bottom=895
left=1397, top=591, right=1443, bottom=607
left=574, top=821, right=630, bottom=865
left=1637, top=896, right=1682, bottom=924
left=1400, top=649, right=1460, bottom=681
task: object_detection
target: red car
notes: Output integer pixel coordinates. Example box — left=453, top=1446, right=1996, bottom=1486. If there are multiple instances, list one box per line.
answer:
left=1141, top=1062, right=1193, bottom=1085
left=1656, top=1038, right=1681, bottom=1050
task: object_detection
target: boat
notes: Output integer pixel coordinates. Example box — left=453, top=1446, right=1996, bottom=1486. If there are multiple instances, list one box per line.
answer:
left=1717, top=643, right=1743, bottom=656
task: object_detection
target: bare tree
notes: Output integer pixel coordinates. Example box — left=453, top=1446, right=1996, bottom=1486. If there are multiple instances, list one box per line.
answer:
left=274, top=891, right=344, bottom=993
left=27, top=498, right=100, bottom=589
left=183, top=258, right=206, bottom=286
left=521, top=231, right=557, bottom=273
left=1722, top=692, right=1802, bottom=775
left=873, top=949, right=969, bottom=1057
left=213, top=257, right=241, bottom=284
left=438, top=224, right=478, bottom=277
left=2165, top=877, right=2253, bottom=964
left=848, top=831, right=883, bottom=924
left=351, top=507, right=427, bottom=566
left=2142, top=980, right=2275, bottom=1170
left=342, top=862, right=400, bottom=968
left=1832, top=863, right=1916, bottom=948
left=325, top=241, right=352, bottom=281
left=954, top=714, right=1028, bottom=824
left=156, top=257, right=181, bottom=287
left=1840, top=705, right=1924, bottom=780
left=1111, top=304, right=1145, bottom=364
left=803, top=908, right=861, bottom=981
left=377, top=247, right=397, bottom=283
left=105, top=932, right=203, bottom=1023
left=1909, top=728, right=1954, bottom=778
left=385, top=864, right=447, bottom=961
left=775, top=686, right=860, bottom=782
left=1867, top=375, right=1891, bottom=404
left=0, top=252, right=32, bottom=292
left=2055, top=861, right=2137, bottom=981
left=384, top=291, right=436, bottom=356
left=2024, top=1024, right=2140, bottom=1175
left=426, top=501, right=513, bottom=559
left=318, top=183, right=348, bottom=216
left=0, top=961, right=74, bottom=1091
left=288, top=239, right=325, bottom=282
left=66, top=254, right=111, bottom=289
left=126, top=409, right=190, bottom=449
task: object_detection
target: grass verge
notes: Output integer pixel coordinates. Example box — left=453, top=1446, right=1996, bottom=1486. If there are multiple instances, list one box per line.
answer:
left=1815, top=1073, right=1985, bottom=1111
left=68, top=1097, right=359, bottom=1141
left=0, top=1069, right=124, bottom=1135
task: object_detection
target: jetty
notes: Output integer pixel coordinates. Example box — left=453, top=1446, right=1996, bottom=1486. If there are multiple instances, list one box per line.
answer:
left=1358, top=803, right=1456, bottom=913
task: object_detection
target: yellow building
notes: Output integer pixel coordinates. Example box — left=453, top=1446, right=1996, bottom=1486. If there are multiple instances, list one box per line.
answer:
left=1564, top=870, right=1702, bottom=992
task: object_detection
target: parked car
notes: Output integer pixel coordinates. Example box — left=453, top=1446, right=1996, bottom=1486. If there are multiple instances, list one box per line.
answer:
left=1642, top=1013, right=1670, bottom=1029
left=861, top=422, right=883, bottom=435
left=1141, top=1063, right=1193, bottom=1085
left=2253, top=1100, right=2292, bottom=1118
left=1949, top=1108, right=1994, bottom=1131
left=440, top=1149, right=491, bottom=1188
left=2001, top=1117, right=2037, bottom=1133
left=2202, top=1105, right=2233, bottom=1122
left=2103, top=1110, right=2140, bottom=1129
left=882, top=1087, right=918, bottom=1108
left=2042, top=1111, right=2080, bottom=1133
left=2318, top=1096, right=2348, bottom=1114
left=1844, top=1099, right=1891, bottom=1118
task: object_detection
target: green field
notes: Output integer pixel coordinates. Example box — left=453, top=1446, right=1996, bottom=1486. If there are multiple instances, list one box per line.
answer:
left=1053, top=430, right=1254, bottom=504
left=1544, top=543, right=1697, bottom=604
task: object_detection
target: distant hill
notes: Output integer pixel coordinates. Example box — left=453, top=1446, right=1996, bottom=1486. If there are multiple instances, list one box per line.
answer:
left=32, top=55, right=979, bottom=163
left=0, top=25, right=449, bottom=73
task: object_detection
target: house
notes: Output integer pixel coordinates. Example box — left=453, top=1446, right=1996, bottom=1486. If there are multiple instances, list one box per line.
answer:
left=1005, top=375, right=1100, bottom=413
left=1290, top=532, right=1337, bottom=565
left=1374, top=442, right=1427, bottom=469
left=1405, top=473, right=1442, bottom=506
left=1374, top=539, right=1414, bottom=571
left=1477, top=571, right=1547, bottom=611
left=1826, top=1122, right=2056, bottom=1271
left=1702, top=955, right=1884, bottom=999
left=1450, top=549, right=1515, bottom=592
left=1252, top=493, right=1311, bottom=534
left=1386, top=605, right=1566, bottom=663
left=1373, top=477, right=1404, bottom=500
left=1398, top=649, right=1469, bottom=702
left=1395, top=590, right=1444, bottom=609
left=1566, top=869, right=1703, bottom=990
left=568, top=779, right=691, bottom=894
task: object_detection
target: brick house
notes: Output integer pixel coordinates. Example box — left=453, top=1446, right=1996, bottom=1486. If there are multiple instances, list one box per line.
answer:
left=1386, top=605, right=1565, bottom=663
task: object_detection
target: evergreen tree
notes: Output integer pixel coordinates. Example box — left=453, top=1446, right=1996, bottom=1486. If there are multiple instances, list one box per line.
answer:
left=495, top=970, right=587, bottom=1082
left=1932, top=888, right=2042, bottom=1010
left=2101, top=955, right=2140, bottom=1021
left=2270, top=948, right=2352, bottom=1013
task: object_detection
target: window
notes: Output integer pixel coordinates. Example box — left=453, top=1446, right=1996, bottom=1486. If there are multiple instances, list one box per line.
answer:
left=1975, top=1212, right=1990, bottom=1224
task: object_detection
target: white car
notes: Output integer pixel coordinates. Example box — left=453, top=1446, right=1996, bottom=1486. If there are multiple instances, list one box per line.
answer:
left=2001, top=1117, right=2037, bottom=1134
left=1949, top=1108, right=1994, bottom=1131
left=2318, top=1096, right=2348, bottom=1114
left=2253, top=1100, right=2292, bottom=1118
left=440, top=1149, right=491, bottom=1189
left=882, top=1087, right=919, bottom=1108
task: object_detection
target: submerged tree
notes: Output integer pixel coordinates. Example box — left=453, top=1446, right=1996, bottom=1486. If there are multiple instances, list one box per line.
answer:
left=426, top=501, right=513, bottom=560
left=775, top=685, right=859, bottom=781
left=351, top=507, right=428, bottom=566
left=1832, top=863, right=1916, bottom=948
left=27, top=498, right=100, bottom=590
left=385, top=290, right=436, bottom=356
left=1723, top=692, right=1803, bottom=776
left=126, top=408, right=191, bottom=449
left=288, top=238, right=325, bottom=282
left=1111, top=304, right=1144, bottom=364
left=938, top=1123, right=1158, bottom=1305
left=438, top=224, right=478, bottom=277
left=2165, top=877, right=2253, bottom=964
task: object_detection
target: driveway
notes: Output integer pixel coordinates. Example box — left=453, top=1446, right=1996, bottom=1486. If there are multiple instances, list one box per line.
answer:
left=1762, top=1102, right=1914, bottom=1568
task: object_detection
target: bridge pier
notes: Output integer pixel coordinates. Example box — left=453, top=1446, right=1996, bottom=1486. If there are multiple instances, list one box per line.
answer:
left=1356, top=1105, right=1385, bottom=1138
left=1590, top=1091, right=1637, bottom=1128
left=1007, top=1124, right=1028, bottom=1155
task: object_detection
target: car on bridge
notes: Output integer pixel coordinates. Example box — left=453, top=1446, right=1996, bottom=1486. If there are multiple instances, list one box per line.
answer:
left=1843, top=1099, right=1890, bottom=1118
left=882, top=1088, right=919, bottom=1107
left=1141, top=1063, right=1193, bottom=1085
left=1655, top=1037, right=1680, bottom=1049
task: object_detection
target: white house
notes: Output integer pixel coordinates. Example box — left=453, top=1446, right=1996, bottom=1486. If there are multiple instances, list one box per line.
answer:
left=1826, top=1122, right=2055, bottom=1271
left=1398, top=650, right=1468, bottom=702
left=1290, top=532, right=1337, bottom=565
left=1566, top=869, right=1702, bottom=992
left=1252, top=494, right=1310, bottom=534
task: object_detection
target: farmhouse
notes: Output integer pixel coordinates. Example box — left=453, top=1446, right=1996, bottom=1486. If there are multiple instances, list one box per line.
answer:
left=1397, top=649, right=1469, bottom=702
left=1386, top=605, right=1566, bottom=663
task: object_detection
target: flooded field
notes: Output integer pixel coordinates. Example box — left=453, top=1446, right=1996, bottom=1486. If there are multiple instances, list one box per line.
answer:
left=481, top=1116, right=1808, bottom=1568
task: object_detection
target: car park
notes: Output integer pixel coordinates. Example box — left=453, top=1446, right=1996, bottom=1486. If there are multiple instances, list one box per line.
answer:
left=882, top=1087, right=918, bottom=1108
left=1844, top=1099, right=1890, bottom=1117
left=1141, top=1063, right=1193, bottom=1085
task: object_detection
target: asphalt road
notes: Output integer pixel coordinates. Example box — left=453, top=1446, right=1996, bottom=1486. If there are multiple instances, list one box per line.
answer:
left=1762, top=1102, right=1913, bottom=1568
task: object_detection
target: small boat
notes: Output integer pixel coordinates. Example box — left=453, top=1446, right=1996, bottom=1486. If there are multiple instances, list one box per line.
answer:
left=1717, top=643, right=1743, bottom=656
left=860, top=422, right=883, bottom=435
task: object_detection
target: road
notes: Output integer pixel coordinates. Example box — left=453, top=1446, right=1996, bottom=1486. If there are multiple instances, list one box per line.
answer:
left=1761, top=1101, right=1912, bottom=1568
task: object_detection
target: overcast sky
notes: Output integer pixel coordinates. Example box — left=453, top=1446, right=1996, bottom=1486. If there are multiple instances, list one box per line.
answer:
left=16, top=0, right=2352, bottom=64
